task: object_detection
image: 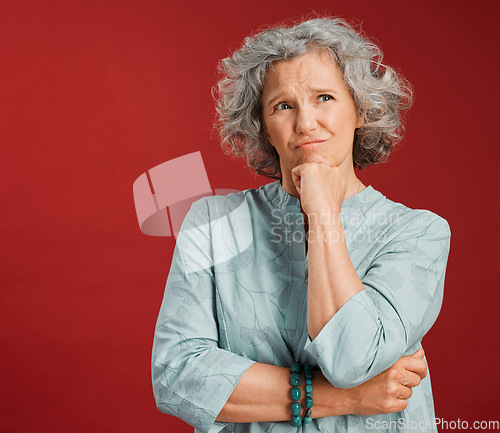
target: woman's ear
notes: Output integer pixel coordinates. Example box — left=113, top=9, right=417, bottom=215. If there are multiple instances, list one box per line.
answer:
left=355, top=113, right=365, bottom=129
left=267, top=134, right=274, bottom=147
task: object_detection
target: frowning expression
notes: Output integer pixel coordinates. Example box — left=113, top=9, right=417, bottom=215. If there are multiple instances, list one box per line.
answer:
left=261, top=49, right=363, bottom=175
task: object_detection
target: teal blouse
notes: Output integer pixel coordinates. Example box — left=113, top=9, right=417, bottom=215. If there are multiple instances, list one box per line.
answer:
left=152, top=180, right=451, bottom=433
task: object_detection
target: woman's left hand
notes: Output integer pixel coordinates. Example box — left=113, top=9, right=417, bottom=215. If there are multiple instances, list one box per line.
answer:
left=291, top=162, right=347, bottom=217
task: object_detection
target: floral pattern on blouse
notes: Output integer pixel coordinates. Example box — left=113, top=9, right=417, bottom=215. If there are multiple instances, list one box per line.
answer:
left=152, top=180, right=451, bottom=433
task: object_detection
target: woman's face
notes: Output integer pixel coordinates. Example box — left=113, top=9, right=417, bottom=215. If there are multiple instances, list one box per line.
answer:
left=261, top=49, right=363, bottom=177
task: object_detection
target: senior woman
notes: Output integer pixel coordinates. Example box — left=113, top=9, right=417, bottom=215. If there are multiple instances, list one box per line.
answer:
left=151, top=17, right=451, bottom=433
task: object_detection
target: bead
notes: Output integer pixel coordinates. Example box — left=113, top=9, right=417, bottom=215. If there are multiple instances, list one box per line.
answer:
left=305, top=397, right=313, bottom=408
left=290, top=372, right=301, bottom=386
left=291, top=415, right=302, bottom=427
left=306, top=392, right=312, bottom=397
left=306, top=384, right=313, bottom=393
left=291, top=402, right=301, bottom=416
left=305, top=408, right=312, bottom=416
left=303, top=416, right=312, bottom=424
left=306, top=379, right=312, bottom=385
left=304, top=363, right=313, bottom=379
left=291, top=362, right=301, bottom=374
left=290, top=387, right=301, bottom=401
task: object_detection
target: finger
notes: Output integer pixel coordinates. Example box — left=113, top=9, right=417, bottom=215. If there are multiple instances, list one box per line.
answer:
left=291, top=163, right=308, bottom=176
left=292, top=178, right=301, bottom=195
left=397, top=385, right=413, bottom=400
left=291, top=167, right=302, bottom=181
left=403, top=357, right=427, bottom=379
left=399, top=371, right=421, bottom=388
left=291, top=167, right=300, bottom=181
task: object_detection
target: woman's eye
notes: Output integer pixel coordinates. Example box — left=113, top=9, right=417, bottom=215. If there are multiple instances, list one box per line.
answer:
left=319, top=94, right=334, bottom=102
left=274, top=102, right=291, bottom=111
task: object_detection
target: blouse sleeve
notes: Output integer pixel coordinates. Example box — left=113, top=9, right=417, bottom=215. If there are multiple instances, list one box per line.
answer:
left=151, top=198, right=255, bottom=433
left=303, top=214, right=451, bottom=389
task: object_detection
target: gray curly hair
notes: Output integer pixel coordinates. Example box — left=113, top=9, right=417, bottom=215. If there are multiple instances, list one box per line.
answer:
left=213, top=17, right=414, bottom=179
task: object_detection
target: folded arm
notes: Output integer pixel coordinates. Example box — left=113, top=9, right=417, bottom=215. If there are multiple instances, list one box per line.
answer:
left=305, top=211, right=451, bottom=388
left=217, top=348, right=427, bottom=423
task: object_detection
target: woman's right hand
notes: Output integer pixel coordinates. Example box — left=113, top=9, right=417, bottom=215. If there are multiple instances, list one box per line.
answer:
left=348, top=348, right=428, bottom=415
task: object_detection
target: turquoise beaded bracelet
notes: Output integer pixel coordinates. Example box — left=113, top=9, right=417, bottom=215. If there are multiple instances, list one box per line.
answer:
left=303, top=363, right=313, bottom=424
left=289, top=362, right=313, bottom=426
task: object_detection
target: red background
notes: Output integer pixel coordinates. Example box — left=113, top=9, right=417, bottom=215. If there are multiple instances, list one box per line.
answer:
left=1, top=0, right=499, bottom=432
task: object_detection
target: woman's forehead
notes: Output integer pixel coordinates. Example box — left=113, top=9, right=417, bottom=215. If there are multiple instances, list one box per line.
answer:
left=262, top=50, right=346, bottom=100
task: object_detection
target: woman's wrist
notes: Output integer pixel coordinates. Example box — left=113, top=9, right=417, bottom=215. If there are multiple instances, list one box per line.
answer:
left=312, top=371, right=356, bottom=417
left=306, top=209, right=342, bottom=228
left=216, top=362, right=358, bottom=423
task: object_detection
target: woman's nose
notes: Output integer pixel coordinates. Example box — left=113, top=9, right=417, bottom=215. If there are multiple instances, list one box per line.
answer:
left=294, top=106, right=317, bottom=135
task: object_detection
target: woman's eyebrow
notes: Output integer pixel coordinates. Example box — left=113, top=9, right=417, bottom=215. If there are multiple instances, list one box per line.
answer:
left=310, top=87, right=339, bottom=95
left=265, top=92, right=287, bottom=108
left=264, top=87, right=340, bottom=109
left=266, top=88, right=339, bottom=103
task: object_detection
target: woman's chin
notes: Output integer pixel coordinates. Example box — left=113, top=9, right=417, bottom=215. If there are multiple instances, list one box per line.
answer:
left=297, top=152, right=336, bottom=166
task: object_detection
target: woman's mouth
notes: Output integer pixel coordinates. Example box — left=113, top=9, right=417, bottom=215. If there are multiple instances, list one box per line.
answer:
left=295, top=139, right=327, bottom=150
